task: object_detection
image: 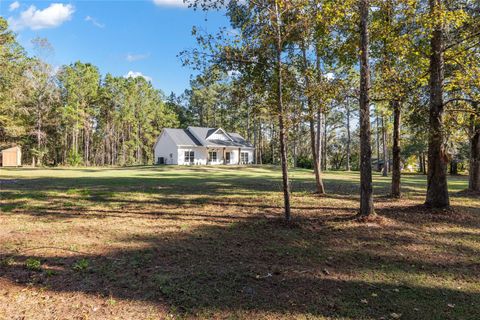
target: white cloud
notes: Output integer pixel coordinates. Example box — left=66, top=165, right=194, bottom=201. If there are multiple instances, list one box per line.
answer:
left=85, top=15, right=105, bottom=28
left=124, top=71, right=152, bottom=82
left=227, top=70, right=240, bottom=77
left=152, top=0, right=187, bottom=8
left=126, top=53, right=150, bottom=62
left=325, top=72, right=335, bottom=80
left=8, top=3, right=74, bottom=31
left=9, top=1, right=20, bottom=11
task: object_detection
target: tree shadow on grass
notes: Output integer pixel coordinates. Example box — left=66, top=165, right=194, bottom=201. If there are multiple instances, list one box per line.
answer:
left=1, top=168, right=478, bottom=317
left=377, top=203, right=480, bottom=230
left=1, top=219, right=479, bottom=319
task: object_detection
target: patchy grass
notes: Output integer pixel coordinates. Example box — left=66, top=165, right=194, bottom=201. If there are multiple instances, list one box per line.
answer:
left=0, top=165, right=479, bottom=319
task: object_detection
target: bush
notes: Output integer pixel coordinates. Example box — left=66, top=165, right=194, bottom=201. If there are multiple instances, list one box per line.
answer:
left=72, top=258, right=89, bottom=272
left=67, top=150, right=83, bottom=167
left=25, top=258, right=41, bottom=271
left=296, top=156, right=314, bottom=169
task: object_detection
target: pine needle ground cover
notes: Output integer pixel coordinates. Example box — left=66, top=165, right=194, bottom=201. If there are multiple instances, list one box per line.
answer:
left=0, top=166, right=479, bottom=319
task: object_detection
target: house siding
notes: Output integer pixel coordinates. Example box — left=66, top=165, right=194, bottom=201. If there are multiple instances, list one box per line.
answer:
left=178, top=147, right=208, bottom=165
left=154, top=127, right=255, bottom=166
left=154, top=132, right=179, bottom=164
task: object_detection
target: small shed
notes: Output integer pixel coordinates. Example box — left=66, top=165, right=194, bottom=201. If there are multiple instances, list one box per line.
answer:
left=1, top=146, right=22, bottom=167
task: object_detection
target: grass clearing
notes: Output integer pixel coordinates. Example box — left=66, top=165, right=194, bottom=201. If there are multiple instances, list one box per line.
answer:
left=0, top=165, right=479, bottom=319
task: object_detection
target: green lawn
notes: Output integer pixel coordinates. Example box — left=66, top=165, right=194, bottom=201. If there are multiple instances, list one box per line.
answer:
left=0, top=166, right=479, bottom=319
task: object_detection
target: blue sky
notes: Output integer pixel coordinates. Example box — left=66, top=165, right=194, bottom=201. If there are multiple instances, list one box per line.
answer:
left=0, top=0, right=230, bottom=95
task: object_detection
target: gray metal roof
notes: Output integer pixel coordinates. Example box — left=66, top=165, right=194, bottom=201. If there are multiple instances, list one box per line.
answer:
left=162, top=127, right=253, bottom=148
left=163, top=128, right=202, bottom=146
left=188, top=126, right=254, bottom=148
left=228, top=132, right=253, bottom=147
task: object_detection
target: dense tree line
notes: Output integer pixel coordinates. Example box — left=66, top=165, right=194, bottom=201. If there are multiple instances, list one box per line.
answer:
left=0, top=18, right=178, bottom=166
left=177, top=0, right=479, bottom=218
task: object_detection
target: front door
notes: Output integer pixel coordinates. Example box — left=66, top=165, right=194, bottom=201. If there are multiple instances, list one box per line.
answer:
left=225, top=152, right=231, bottom=164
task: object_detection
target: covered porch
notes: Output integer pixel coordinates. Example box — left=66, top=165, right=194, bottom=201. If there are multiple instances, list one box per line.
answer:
left=206, top=147, right=250, bottom=165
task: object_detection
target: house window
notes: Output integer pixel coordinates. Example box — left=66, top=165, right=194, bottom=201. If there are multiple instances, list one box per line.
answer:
left=240, top=152, right=249, bottom=164
left=208, top=151, right=217, bottom=162
left=184, top=151, right=194, bottom=163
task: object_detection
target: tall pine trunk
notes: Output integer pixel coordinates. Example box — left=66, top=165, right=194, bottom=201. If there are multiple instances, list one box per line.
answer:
left=315, top=48, right=325, bottom=173
left=274, top=1, right=291, bottom=222
left=259, top=124, right=263, bottom=165
left=376, top=116, right=381, bottom=171
left=391, top=100, right=401, bottom=197
left=425, top=0, right=449, bottom=208
left=36, top=106, right=42, bottom=166
left=382, top=116, right=388, bottom=176
left=302, top=43, right=325, bottom=194
left=469, top=112, right=480, bottom=191
left=358, top=0, right=375, bottom=217
left=346, top=106, right=351, bottom=171
left=316, top=110, right=322, bottom=170
left=84, top=126, right=90, bottom=166
left=253, top=119, right=258, bottom=165
left=323, top=115, right=327, bottom=170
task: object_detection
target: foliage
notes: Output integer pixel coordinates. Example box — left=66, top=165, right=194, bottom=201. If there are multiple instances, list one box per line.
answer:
left=67, top=150, right=83, bottom=167
left=0, top=18, right=180, bottom=166
left=72, top=259, right=90, bottom=272
left=25, top=258, right=41, bottom=271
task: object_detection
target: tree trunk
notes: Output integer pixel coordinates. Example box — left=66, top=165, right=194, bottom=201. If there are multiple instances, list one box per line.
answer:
left=310, top=116, right=325, bottom=193
left=425, top=0, right=450, bottom=208
left=274, top=1, right=291, bottom=222
left=253, top=119, right=258, bottom=165
left=271, top=122, right=276, bottom=164
left=316, top=110, right=322, bottom=170
left=346, top=106, right=351, bottom=171
left=358, top=0, right=375, bottom=217
left=246, top=103, right=251, bottom=142
left=420, top=152, right=427, bottom=175
left=418, top=153, right=423, bottom=173
left=315, top=46, right=325, bottom=173
left=376, top=115, right=381, bottom=172
left=293, top=124, right=298, bottom=168
left=259, top=124, right=263, bottom=165
left=36, top=106, right=42, bottom=166
left=302, top=43, right=325, bottom=194
left=382, top=116, right=388, bottom=176
left=450, top=159, right=458, bottom=175
left=391, top=100, right=401, bottom=198
left=84, top=127, right=90, bottom=166
left=469, top=113, right=480, bottom=191
left=323, top=114, right=327, bottom=171
left=257, top=120, right=263, bottom=165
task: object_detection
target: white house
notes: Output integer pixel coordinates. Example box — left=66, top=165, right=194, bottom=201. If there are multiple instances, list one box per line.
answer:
left=153, top=126, right=255, bottom=165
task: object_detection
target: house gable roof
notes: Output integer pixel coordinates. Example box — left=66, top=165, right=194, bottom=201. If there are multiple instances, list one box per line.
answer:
left=156, top=127, right=254, bottom=149
left=188, top=126, right=254, bottom=148
left=205, top=128, right=233, bottom=141
left=162, top=128, right=202, bottom=147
